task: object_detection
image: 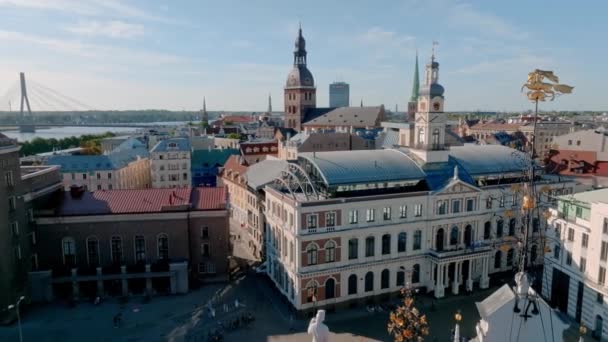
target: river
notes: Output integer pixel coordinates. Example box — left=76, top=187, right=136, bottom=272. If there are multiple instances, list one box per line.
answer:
left=1, top=121, right=191, bottom=142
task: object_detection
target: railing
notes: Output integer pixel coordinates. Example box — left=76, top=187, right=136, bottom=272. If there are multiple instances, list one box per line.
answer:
left=429, top=245, right=493, bottom=258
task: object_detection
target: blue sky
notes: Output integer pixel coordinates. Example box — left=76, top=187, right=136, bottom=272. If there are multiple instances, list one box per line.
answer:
left=0, top=0, right=604, bottom=112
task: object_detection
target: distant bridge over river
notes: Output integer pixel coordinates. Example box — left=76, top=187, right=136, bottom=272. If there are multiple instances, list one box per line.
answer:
left=0, top=123, right=155, bottom=130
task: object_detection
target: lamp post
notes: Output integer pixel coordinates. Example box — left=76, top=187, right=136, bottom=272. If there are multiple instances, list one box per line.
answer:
left=579, top=324, right=587, bottom=342
left=7, top=296, right=25, bottom=342
left=453, top=310, right=462, bottom=342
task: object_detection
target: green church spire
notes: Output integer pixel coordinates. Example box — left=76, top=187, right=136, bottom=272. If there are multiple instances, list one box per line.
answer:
left=410, top=51, right=420, bottom=102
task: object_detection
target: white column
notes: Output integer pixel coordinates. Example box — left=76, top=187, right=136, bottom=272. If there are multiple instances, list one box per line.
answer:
left=435, top=263, right=445, bottom=298
left=466, top=260, right=473, bottom=292
left=452, top=262, right=460, bottom=295
left=480, top=256, right=490, bottom=289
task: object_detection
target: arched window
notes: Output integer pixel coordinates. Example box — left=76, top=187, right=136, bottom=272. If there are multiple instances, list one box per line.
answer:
left=509, top=218, right=516, bottom=236
left=412, top=264, right=420, bottom=283
left=464, top=225, right=473, bottom=247
left=365, top=236, right=375, bottom=257
left=382, top=234, right=391, bottom=255
left=307, top=244, right=318, bottom=265
left=494, top=251, right=502, bottom=269
left=135, top=235, right=146, bottom=262
left=365, top=272, right=374, bottom=292
left=530, top=245, right=538, bottom=263
left=484, top=221, right=491, bottom=239
left=496, top=219, right=504, bottom=237
left=111, top=236, right=123, bottom=265
left=325, top=240, right=336, bottom=262
left=450, top=226, right=459, bottom=245
left=86, top=236, right=99, bottom=267
left=396, top=271, right=405, bottom=286
left=381, top=269, right=390, bottom=289
left=435, top=228, right=445, bottom=251
left=413, top=230, right=422, bottom=250
left=432, top=128, right=440, bottom=147
left=398, top=232, right=407, bottom=252
left=62, top=237, right=76, bottom=267
left=158, top=233, right=169, bottom=260
left=348, top=274, right=357, bottom=295
left=417, top=128, right=425, bottom=145
left=325, top=278, right=336, bottom=299
left=507, top=248, right=515, bottom=266
left=306, top=281, right=318, bottom=303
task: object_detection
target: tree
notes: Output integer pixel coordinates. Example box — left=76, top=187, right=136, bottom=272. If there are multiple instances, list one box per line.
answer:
left=387, top=288, right=429, bottom=342
left=226, top=133, right=241, bottom=140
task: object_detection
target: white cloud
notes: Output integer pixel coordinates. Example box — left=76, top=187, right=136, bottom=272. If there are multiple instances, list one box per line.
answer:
left=0, top=30, right=184, bottom=66
left=447, top=3, right=528, bottom=40
left=65, top=20, right=144, bottom=39
left=358, top=27, right=414, bottom=46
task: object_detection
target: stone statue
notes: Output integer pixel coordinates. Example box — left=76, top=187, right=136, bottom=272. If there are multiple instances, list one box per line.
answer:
left=307, top=310, right=329, bottom=342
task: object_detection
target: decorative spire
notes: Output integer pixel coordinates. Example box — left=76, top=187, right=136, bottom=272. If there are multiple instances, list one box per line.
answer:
left=294, top=23, right=307, bottom=66
left=360, top=99, right=363, bottom=107
left=410, top=51, right=420, bottom=102
left=431, top=41, right=438, bottom=63
left=267, top=93, right=272, bottom=113
left=203, top=97, right=206, bottom=112
left=453, top=165, right=459, bottom=180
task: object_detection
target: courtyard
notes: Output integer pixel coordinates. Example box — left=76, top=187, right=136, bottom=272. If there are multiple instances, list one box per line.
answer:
left=0, top=269, right=584, bottom=341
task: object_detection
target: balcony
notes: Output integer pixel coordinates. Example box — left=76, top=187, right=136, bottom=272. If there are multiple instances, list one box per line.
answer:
left=429, top=244, right=493, bottom=259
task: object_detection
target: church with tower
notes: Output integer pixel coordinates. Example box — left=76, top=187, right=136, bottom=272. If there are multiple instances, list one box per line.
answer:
left=283, top=26, right=385, bottom=133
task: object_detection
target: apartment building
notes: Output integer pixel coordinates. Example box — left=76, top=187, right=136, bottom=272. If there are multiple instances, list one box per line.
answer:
left=151, top=138, right=191, bottom=188
left=543, top=189, right=608, bottom=340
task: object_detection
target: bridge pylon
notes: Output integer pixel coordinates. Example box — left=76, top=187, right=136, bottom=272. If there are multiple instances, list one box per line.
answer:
left=19, top=72, right=35, bottom=133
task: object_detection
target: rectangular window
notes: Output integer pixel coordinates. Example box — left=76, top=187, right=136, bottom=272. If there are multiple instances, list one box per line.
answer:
left=5, top=171, right=14, bottom=187
left=82, top=173, right=87, bottom=180
left=348, top=239, right=358, bottom=260
left=135, top=236, right=146, bottom=262
left=452, top=200, right=461, bottom=213
left=598, top=293, right=604, bottom=304
left=383, top=207, right=391, bottom=220
left=399, top=205, right=407, bottom=218
left=555, top=223, right=562, bottom=239
left=580, top=257, right=586, bottom=273
left=413, top=231, right=422, bottom=250
left=201, top=243, right=210, bottom=257
left=71, top=173, right=75, bottom=180
left=289, top=241, right=294, bottom=263
left=8, top=196, right=16, bottom=211
left=599, top=267, right=606, bottom=285
left=201, top=227, right=209, bottom=239
left=111, top=237, right=122, bottom=264
left=349, top=210, right=358, bottom=224
left=601, top=241, right=608, bottom=261
left=11, top=221, right=19, bottom=235
left=97, top=173, right=101, bottom=179
left=511, top=194, right=518, bottom=206
left=97, top=184, right=102, bottom=190
left=289, top=213, right=294, bottom=227
left=499, top=196, right=505, bottom=208
left=566, top=251, right=572, bottom=266
left=466, top=198, right=475, bottom=212
left=414, top=204, right=422, bottom=217
left=307, top=214, right=318, bottom=229
left=582, top=233, right=589, bottom=248
left=326, top=212, right=336, bottom=227
left=575, top=206, right=583, bottom=218
left=108, top=173, right=112, bottom=179
left=567, top=228, right=574, bottom=242
left=366, top=209, right=375, bottom=222
left=437, top=200, right=447, bottom=215
left=486, top=197, right=493, bottom=209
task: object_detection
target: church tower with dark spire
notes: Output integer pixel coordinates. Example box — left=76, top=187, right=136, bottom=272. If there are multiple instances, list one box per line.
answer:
left=407, top=52, right=420, bottom=121
left=201, top=97, right=209, bottom=124
left=284, top=24, right=316, bottom=132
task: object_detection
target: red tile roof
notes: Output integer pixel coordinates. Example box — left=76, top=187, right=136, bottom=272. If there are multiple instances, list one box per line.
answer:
left=191, top=187, right=227, bottom=210
left=222, top=155, right=249, bottom=175
left=55, top=187, right=226, bottom=216
left=218, top=115, right=254, bottom=124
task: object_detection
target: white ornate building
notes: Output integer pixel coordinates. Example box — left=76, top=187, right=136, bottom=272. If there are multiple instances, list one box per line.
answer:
left=262, top=53, right=574, bottom=313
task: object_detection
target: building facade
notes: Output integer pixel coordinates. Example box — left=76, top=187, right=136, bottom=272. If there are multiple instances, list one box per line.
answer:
left=0, top=133, right=63, bottom=321
left=261, top=53, right=573, bottom=314
left=32, top=187, right=229, bottom=301
left=329, top=82, right=349, bottom=108
left=543, top=189, right=608, bottom=340
left=47, top=138, right=151, bottom=191
left=191, top=148, right=239, bottom=187
left=278, top=131, right=374, bottom=161
left=151, top=138, right=192, bottom=188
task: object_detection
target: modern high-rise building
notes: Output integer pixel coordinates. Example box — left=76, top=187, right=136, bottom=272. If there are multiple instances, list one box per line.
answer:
left=329, top=82, right=350, bottom=108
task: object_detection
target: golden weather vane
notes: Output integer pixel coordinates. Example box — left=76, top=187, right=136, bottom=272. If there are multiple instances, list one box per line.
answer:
left=521, top=69, right=574, bottom=102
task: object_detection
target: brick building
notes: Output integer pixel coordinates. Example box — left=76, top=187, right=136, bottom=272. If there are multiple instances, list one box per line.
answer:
left=31, top=187, right=229, bottom=301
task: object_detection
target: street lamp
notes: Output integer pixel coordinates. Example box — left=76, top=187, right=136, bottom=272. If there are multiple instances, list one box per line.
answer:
left=579, top=324, right=587, bottom=342
left=453, top=310, right=462, bottom=342
left=7, top=296, right=25, bottom=342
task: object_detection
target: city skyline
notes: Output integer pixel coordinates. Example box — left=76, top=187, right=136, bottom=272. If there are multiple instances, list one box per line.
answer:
left=0, top=0, right=605, bottom=112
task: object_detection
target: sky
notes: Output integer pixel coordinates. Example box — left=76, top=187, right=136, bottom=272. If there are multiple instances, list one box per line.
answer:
left=0, top=0, right=605, bottom=112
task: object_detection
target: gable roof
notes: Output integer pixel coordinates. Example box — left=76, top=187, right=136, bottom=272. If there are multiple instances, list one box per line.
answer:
left=222, top=155, right=249, bottom=175
left=150, top=138, right=191, bottom=153
left=302, top=106, right=384, bottom=127
left=192, top=149, right=239, bottom=168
